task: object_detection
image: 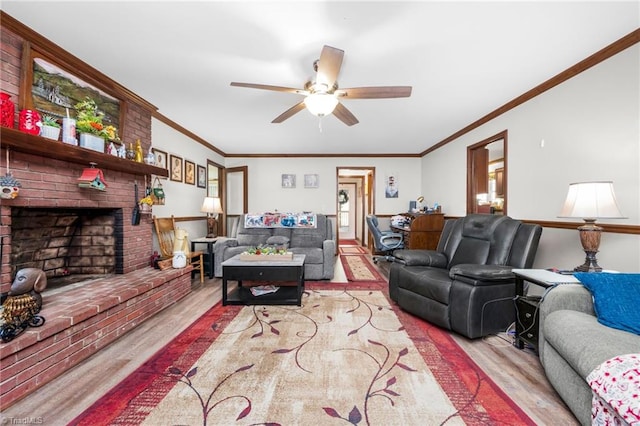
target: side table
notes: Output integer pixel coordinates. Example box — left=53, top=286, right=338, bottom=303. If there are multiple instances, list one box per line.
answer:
left=191, top=237, right=218, bottom=279
left=512, top=269, right=580, bottom=352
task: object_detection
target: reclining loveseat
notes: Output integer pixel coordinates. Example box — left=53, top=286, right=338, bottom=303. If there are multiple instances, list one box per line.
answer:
left=389, top=214, right=542, bottom=339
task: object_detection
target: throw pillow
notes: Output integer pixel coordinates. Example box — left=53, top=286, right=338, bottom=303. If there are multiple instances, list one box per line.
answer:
left=574, top=272, right=640, bottom=335
left=266, top=236, right=290, bottom=248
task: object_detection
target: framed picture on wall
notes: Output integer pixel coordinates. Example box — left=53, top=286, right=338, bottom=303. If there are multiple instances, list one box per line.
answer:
left=152, top=148, right=168, bottom=171
left=185, top=160, right=196, bottom=185
left=281, top=174, right=296, bottom=188
left=170, top=155, right=183, bottom=182
left=304, top=174, right=319, bottom=188
left=197, top=165, right=207, bottom=188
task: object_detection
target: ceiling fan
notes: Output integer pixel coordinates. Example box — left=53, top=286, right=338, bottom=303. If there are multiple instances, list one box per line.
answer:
left=230, top=45, right=412, bottom=126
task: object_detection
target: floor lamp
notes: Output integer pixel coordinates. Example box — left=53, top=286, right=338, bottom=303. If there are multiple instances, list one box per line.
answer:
left=201, top=197, right=223, bottom=238
left=558, top=181, right=625, bottom=272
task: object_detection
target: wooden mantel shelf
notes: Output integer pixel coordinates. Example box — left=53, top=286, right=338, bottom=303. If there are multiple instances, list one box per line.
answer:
left=1, top=127, right=169, bottom=178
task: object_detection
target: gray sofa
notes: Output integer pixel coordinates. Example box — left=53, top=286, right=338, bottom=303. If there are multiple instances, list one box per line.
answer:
left=389, top=214, right=542, bottom=339
left=538, top=284, right=640, bottom=426
left=213, top=213, right=335, bottom=280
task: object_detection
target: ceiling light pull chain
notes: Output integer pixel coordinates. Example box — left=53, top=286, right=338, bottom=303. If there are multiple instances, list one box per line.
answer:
left=318, top=117, right=323, bottom=133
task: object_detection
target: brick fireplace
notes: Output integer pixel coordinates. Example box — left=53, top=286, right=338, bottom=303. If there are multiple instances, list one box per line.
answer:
left=0, top=20, right=191, bottom=409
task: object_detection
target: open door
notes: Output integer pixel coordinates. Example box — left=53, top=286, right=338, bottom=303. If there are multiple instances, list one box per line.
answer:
left=336, top=167, right=375, bottom=249
left=224, top=166, right=248, bottom=234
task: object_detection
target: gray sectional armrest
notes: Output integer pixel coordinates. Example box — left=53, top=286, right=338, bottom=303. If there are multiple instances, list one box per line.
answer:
left=393, top=250, right=448, bottom=267
left=539, top=284, right=594, bottom=318
left=449, top=264, right=514, bottom=283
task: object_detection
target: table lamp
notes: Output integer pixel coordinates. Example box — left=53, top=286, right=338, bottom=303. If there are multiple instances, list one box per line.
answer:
left=201, top=197, right=223, bottom=238
left=558, top=181, right=625, bottom=272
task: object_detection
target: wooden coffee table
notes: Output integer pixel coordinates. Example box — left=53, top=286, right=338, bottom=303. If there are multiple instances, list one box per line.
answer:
left=221, top=254, right=305, bottom=306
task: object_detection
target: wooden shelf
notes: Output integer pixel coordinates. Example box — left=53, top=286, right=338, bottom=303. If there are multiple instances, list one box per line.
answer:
left=0, top=127, right=169, bottom=178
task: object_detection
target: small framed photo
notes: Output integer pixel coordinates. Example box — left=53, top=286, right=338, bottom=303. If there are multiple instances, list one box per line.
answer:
left=281, top=174, right=296, bottom=188
left=170, top=155, right=183, bottom=182
left=197, top=165, right=207, bottom=188
left=152, top=148, right=168, bottom=171
left=185, top=160, right=196, bottom=185
left=304, top=174, right=319, bottom=188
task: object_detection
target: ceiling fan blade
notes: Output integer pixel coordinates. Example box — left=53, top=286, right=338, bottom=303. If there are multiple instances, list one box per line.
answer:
left=336, top=86, right=412, bottom=99
left=332, top=102, right=359, bottom=126
left=316, top=45, right=344, bottom=89
left=272, top=101, right=307, bottom=123
left=231, top=82, right=306, bottom=95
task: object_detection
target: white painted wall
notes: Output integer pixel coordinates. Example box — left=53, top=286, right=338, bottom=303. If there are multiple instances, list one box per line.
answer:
left=150, top=119, right=225, bottom=245
left=223, top=156, right=422, bottom=216
left=422, top=44, right=640, bottom=271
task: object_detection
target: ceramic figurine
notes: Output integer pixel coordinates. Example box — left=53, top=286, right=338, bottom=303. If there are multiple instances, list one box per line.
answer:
left=1, top=268, right=47, bottom=342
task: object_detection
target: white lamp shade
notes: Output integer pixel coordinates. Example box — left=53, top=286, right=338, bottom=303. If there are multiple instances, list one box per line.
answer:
left=304, top=93, right=339, bottom=117
left=201, top=197, right=223, bottom=214
left=559, top=181, right=625, bottom=219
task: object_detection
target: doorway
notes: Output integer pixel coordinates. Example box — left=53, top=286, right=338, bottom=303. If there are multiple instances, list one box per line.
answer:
left=467, top=130, right=507, bottom=215
left=336, top=167, right=374, bottom=248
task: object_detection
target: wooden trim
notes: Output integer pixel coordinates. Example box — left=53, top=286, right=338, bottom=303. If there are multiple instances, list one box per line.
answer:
left=421, top=29, right=640, bottom=156
left=225, top=153, right=421, bottom=158
left=152, top=111, right=226, bottom=157
left=522, top=220, right=640, bottom=235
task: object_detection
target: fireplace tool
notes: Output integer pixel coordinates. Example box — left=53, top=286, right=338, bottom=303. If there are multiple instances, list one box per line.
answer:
left=132, top=180, right=141, bottom=226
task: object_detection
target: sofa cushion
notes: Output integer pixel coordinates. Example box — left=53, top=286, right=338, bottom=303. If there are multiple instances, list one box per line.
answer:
left=575, top=272, right=640, bottom=335
left=266, top=236, right=290, bottom=248
left=543, top=309, right=640, bottom=378
left=236, top=229, right=271, bottom=246
left=398, top=266, right=452, bottom=304
left=290, top=247, right=323, bottom=264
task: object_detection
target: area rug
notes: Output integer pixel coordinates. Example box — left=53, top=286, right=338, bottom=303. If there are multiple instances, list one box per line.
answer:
left=71, top=282, right=533, bottom=426
left=340, top=254, right=385, bottom=282
left=339, top=245, right=367, bottom=255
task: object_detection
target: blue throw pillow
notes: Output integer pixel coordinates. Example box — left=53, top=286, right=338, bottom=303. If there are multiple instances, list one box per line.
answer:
left=574, top=272, right=640, bottom=335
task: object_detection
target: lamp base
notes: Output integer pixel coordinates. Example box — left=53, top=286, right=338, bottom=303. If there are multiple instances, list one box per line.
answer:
left=574, top=252, right=603, bottom=272
left=574, top=220, right=603, bottom=273
left=206, top=216, right=218, bottom=238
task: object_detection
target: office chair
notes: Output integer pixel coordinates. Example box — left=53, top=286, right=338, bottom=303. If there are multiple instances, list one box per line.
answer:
left=153, top=215, right=204, bottom=283
left=366, top=215, right=404, bottom=264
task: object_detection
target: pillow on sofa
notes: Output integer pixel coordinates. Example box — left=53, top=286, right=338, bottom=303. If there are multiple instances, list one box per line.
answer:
left=266, top=236, right=290, bottom=248
left=574, top=272, right=640, bottom=335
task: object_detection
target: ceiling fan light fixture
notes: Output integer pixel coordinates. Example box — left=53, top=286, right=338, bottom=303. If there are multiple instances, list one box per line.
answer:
left=304, top=93, right=339, bottom=117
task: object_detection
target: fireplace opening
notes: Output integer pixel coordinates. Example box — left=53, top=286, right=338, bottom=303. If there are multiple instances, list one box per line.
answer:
left=10, top=207, right=124, bottom=292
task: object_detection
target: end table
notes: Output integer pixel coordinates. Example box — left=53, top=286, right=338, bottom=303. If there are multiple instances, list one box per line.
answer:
left=512, top=269, right=580, bottom=352
left=191, top=237, right=218, bottom=279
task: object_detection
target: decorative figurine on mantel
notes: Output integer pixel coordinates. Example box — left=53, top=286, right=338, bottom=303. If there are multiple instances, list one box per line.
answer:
left=1, top=268, right=47, bottom=343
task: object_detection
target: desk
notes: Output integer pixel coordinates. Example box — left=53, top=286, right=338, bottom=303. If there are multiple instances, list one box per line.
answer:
left=392, top=213, right=444, bottom=250
left=191, top=237, right=218, bottom=279
left=512, top=269, right=580, bottom=352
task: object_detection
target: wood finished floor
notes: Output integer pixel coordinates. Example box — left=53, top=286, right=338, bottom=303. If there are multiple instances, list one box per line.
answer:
left=2, top=260, right=579, bottom=425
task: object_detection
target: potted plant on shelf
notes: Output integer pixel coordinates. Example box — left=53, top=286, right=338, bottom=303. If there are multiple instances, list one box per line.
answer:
left=40, top=115, right=61, bottom=140
left=74, top=97, right=119, bottom=153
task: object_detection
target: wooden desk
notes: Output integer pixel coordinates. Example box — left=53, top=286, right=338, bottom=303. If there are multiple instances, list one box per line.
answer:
left=392, top=213, right=444, bottom=250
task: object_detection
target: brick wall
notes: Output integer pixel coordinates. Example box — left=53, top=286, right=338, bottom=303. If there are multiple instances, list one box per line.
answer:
left=0, top=24, right=155, bottom=293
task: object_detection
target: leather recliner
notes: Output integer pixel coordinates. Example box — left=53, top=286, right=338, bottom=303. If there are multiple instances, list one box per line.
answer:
left=389, top=214, right=542, bottom=339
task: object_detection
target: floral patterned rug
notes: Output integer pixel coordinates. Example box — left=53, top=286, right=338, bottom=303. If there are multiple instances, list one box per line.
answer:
left=71, top=282, right=534, bottom=426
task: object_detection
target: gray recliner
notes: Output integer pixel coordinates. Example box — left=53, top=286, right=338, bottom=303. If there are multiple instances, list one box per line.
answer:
left=389, top=214, right=542, bottom=339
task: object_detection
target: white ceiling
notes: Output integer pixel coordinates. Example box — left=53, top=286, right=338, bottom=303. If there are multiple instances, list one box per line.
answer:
left=2, top=1, right=638, bottom=155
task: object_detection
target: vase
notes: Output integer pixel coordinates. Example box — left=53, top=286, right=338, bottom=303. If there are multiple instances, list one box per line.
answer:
left=19, top=109, right=41, bottom=135
left=40, top=125, right=61, bottom=141
left=0, top=92, right=15, bottom=128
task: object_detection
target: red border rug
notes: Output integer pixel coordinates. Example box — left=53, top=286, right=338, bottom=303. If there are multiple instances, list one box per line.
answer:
left=340, top=254, right=385, bottom=282
left=70, top=281, right=534, bottom=426
left=339, top=245, right=367, bottom=255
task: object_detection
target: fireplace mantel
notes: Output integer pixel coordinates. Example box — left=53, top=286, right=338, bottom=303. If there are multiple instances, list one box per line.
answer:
left=1, top=127, right=168, bottom=177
